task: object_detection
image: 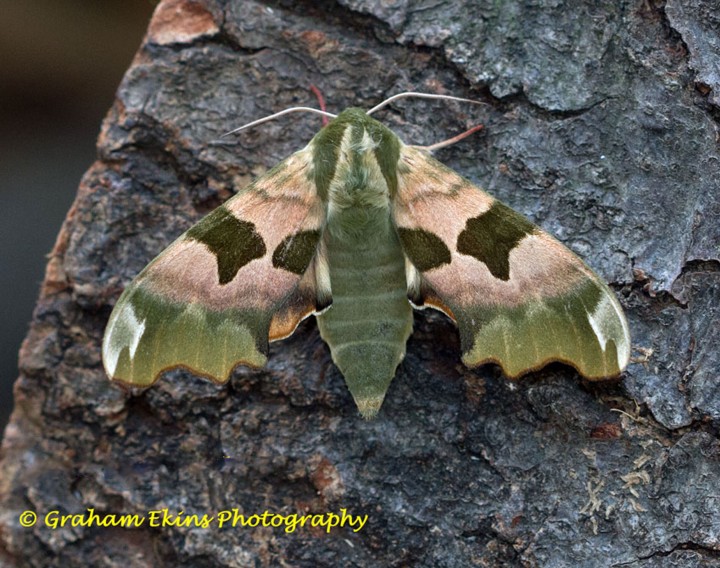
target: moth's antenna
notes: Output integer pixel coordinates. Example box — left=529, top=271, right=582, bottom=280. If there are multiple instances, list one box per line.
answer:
left=221, top=107, right=337, bottom=137
left=366, top=92, right=486, bottom=115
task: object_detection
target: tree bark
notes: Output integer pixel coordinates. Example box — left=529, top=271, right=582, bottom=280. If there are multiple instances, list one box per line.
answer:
left=1, top=0, right=719, bottom=566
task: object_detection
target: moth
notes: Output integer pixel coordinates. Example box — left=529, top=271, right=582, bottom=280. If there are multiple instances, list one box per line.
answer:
left=103, top=93, right=631, bottom=418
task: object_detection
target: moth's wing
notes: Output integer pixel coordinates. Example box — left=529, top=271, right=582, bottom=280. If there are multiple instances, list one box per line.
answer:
left=393, top=146, right=630, bottom=379
left=103, top=147, right=328, bottom=386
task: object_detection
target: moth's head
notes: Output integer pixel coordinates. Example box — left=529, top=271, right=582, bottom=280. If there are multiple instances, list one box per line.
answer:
left=311, top=107, right=402, bottom=158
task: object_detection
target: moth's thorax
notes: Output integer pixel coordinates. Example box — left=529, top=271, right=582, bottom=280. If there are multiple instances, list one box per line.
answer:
left=309, top=108, right=403, bottom=241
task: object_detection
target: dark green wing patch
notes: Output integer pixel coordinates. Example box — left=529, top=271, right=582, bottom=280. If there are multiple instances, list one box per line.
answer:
left=397, top=227, right=452, bottom=272
left=186, top=206, right=266, bottom=285
left=456, top=201, right=536, bottom=281
left=272, top=230, right=321, bottom=274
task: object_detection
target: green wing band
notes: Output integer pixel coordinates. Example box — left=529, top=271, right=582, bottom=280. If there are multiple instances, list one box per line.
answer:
left=459, top=278, right=629, bottom=378
left=103, top=286, right=268, bottom=386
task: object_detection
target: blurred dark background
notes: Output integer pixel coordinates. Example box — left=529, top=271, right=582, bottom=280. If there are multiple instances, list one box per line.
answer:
left=1, top=1, right=156, bottom=432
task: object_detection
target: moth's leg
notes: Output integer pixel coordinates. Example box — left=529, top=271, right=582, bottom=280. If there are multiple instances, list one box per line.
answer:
left=409, top=124, right=484, bottom=152
left=309, top=84, right=330, bottom=127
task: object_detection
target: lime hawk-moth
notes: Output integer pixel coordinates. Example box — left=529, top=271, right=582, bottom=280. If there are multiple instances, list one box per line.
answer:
left=103, top=94, right=631, bottom=418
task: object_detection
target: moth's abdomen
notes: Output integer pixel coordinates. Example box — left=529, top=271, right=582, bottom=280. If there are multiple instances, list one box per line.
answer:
left=317, top=217, right=412, bottom=419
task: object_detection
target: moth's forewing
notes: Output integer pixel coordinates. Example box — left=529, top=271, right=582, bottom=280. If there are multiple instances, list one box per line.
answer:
left=393, top=146, right=630, bottom=379
left=103, top=148, right=326, bottom=386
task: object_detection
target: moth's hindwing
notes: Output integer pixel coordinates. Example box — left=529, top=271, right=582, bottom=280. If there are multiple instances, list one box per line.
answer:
left=394, top=146, right=631, bottom=379
left=102, top=148, right=327, bottom=386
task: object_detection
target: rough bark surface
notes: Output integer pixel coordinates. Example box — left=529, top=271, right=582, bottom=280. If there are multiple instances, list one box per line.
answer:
left=1, top=0, right=719, bottom=566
